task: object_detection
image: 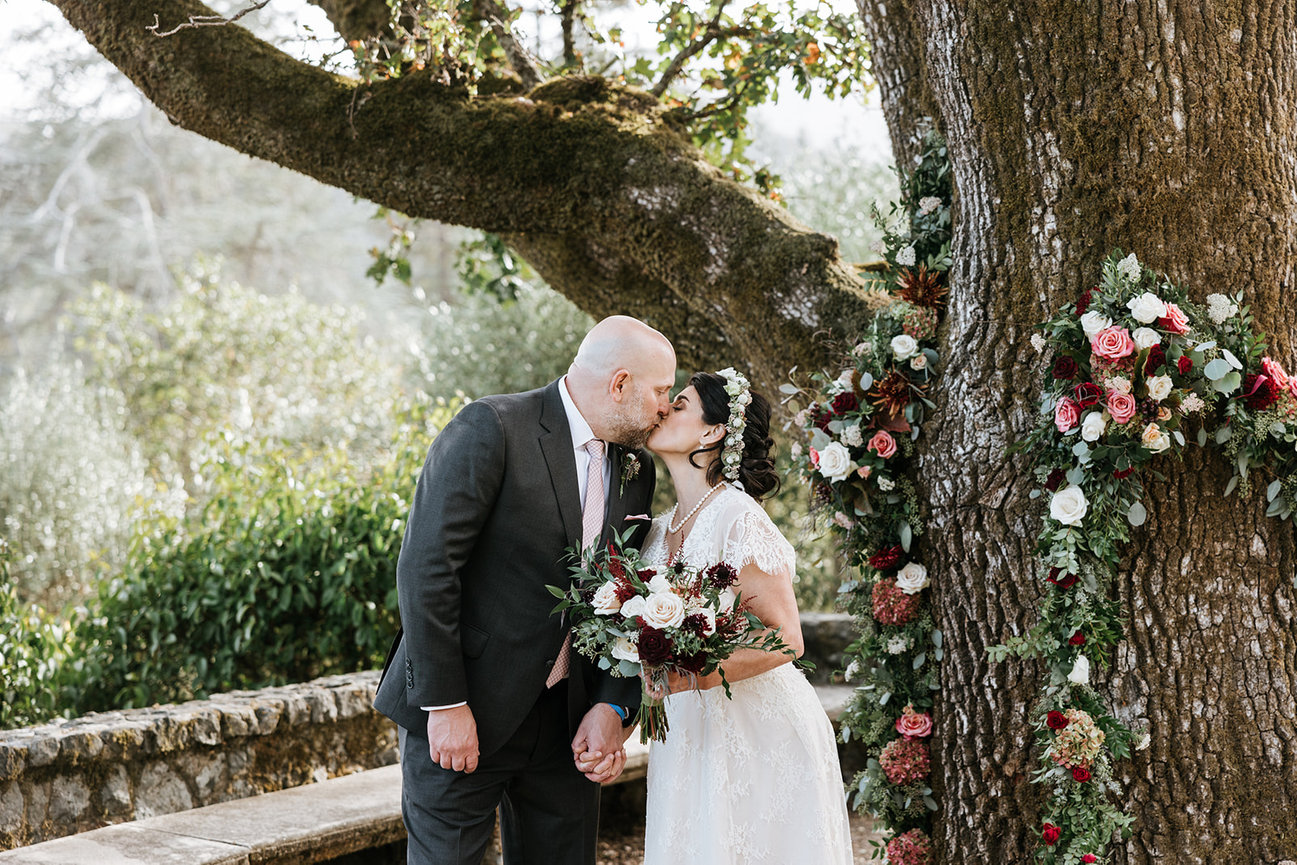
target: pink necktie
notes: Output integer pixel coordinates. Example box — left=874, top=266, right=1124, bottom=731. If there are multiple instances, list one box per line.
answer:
left=548, top=439, right=606, bottom=687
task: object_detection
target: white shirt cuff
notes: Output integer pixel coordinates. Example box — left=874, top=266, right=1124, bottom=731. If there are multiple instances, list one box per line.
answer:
left=422, top=701, right=468, bottom=711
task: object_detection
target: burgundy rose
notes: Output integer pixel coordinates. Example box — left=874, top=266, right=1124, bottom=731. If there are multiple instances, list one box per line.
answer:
left=1052, top=356, right=1078, bottom=380
left=1144, top=344, right=1166, bottom=375
left=637, top=626, right=674, bottom=666
left=1243, top=373, right=1282, bottom=411
left=1069, top=631, right=1086, bottom=646
left=1044, top=469, right=1066, bottom=493
left=1072, top=766, right=1092, bottom=783
left=1046, top=710, right=1069, bottom=730
left=1178, top=355, right=1193, bottom=375
left=868, top=545, right=905, bottom=572
left=1073, top=382, right=1104, bottom=407
left=1113, top=467, right=1135, bottom=480
left=831, top=391, right=860, bottom=415
left=1042, top=823, right=1061, bottom=846
left=1047, top=568, right=1078, bottom=590
left=705, top=562, right=738, bottom=589
left=1082, top=855, right=1099, bottom=863
left=1075, top=288, right=1095, bottom=315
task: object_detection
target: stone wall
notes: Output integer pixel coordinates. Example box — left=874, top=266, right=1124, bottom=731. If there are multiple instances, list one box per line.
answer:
left=0, top=672, right=397, bottom=850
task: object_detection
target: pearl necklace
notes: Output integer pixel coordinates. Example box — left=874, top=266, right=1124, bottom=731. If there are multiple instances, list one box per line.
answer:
left=667, top=483, right=726, bottom=535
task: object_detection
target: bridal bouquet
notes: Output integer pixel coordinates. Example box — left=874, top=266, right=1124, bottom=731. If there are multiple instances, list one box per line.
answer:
left=548, top=527, right=800, bottom=743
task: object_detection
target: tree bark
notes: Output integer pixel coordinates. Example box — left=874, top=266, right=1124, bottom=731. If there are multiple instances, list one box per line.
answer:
left=914, top=0, right=1297, bottom=860
left=854, top=0, right=942, bottom=168
left=47, top=0, right=873, bottom=393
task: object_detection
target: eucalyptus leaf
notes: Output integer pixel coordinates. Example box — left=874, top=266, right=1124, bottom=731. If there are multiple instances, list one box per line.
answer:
left=1173, top=430, right=1185, bottom=447
left=1204, top=358, right=1231, bottom=381
left=1197, top=427, right=1208, bottom=447
left=912, top=652, right=926, bottom=669
left=1212, top=371, right=1241, bottom=394
left=1223, top=348, right=1243, bottom=369
left=1072, top=441, right=1090, bottom=458
left=1267, top=479, right=1282, bottom=502
left=1195, top=340, right=1217, bottom=352
left=1224, top=475, right=1239, bottom=496
left=1127, top=501, right=1147, bottom=526
left=779, top=383, right=799, bottom=395
left=858, top=372, right=874, bottom=391
left=1065, top=466, right=1086, bottom=486
left=1215, top=425, right=1232, bottom=444
left=900, top=523, right=913, bottom=552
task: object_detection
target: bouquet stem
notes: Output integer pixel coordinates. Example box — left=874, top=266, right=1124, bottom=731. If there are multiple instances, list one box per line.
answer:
left=636, top=670, right=670, bottom=744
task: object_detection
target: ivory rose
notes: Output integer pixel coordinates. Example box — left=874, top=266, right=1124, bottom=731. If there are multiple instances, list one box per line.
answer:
left=1141, top=422, right=1172, bottom=453
left=1054, top=397, right=1080, bottom=433
left=1127, top=291, right=1168, bottom=323
left=1049, top=485, right=1089, bottom=526
left=611, top=636, right=640, bottom=663
left=1091, top=325, right=1135, bottom=361
left=868, top=430, right=898, bottom=459
left=1080, top=411, right=1107, bottom=442
left=1106, top=390, right=1137, bottom=424
left=619, top=594, right=647, bottom=620
left=816, top=441, right=853, bottom=481
left=1067, top=655, right=1091, bottom=685
left=891, top=334, right=919, bottom=361
left=1146, top=374, right=1174, bottom=402
left=642, top=593, right=686, bottom=629
left=1132, top=326, right=1161, bottom=350
left=895, top=562, right=930, bottom=595
left=1080, top=310, right=1112, bottom=338
left=592, top=582, right=623, bottom=615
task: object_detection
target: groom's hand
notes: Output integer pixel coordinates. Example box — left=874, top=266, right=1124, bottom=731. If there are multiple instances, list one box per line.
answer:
left=572, top=704, right=628, bottom=783
left=427, top=705, right=480, bottom=773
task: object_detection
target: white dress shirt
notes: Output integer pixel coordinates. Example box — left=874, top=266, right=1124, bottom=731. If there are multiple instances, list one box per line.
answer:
left=425, top=378, right=607, bottom=712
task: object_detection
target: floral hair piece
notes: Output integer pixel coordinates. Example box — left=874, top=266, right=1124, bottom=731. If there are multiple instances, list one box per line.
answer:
left=716, top=367, right=752, bottom=488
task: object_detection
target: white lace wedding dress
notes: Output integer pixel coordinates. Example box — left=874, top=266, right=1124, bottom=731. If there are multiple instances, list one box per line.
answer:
left=641, top=484, right=853, bottom=865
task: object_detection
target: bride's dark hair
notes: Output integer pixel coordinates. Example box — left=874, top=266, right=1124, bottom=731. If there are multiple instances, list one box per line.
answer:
left=687, top=371, right=781, bottom=501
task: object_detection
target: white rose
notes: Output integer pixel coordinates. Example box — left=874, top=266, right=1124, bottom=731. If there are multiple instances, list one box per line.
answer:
left=894, top=562, right=930, bottom=595
left=611, top=636, right=640, bottom=664
left=816, top=441, right=853, bottom=482
left=643, top=592, right=686, bottom=629
left=619, top=594, right=647, bottom=620
left=1067, top=655, right=1091, bottom=686
left=1132, top=327, right=1161, bottom=350
left=1080, top=411, right=1107, bottom=443
left=1146, top=375, right=1173, bottom=402
left=718, top=588, right=738, bottom=610
left=647, top=573, right=672, bottom=594
left=891, top=334, right=919, bottom=361
left=1049, top=485, right=1089, bottom=526
left=1126, top=292, right=1168, bottom=324
left=1141, top=422, right=1172, bottom=453
left=1080, top=310, right=1112, bottom=338
left=592, top=582, right=622, bottom=615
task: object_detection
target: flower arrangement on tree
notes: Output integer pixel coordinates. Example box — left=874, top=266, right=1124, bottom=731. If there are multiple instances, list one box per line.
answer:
left=548, top=528, right=801, bottom=742
left=784, top=130, right=950, bottom=855
left=993, top=250, right=1297, bottom=862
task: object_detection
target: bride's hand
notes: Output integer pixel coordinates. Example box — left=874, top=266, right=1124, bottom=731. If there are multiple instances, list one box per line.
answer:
left=642, top=672, right=670, bottom=701
left=666, top=670, right=722, bottom=693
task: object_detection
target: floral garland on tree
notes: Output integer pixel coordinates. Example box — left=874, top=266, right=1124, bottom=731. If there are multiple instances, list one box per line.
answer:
left=785, top=131, right=951, bottom=863
left=993, top=250, right=1297, bottom=863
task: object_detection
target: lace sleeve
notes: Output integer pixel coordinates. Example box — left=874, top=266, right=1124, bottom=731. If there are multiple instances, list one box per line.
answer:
left=720, top=506, right=798, bottom=583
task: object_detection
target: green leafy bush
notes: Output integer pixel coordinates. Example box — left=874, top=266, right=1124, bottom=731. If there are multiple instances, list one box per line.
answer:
left=0, top=540, right=81, bottom=728
left=70, top=397, right=454, bottom=713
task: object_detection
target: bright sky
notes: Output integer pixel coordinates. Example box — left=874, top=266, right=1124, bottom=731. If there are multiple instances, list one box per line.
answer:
left=0, top=0, right=890, bottom=155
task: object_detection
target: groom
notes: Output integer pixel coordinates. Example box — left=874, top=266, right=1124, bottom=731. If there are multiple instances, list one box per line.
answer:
left=374, top=315, right=675, bottom=865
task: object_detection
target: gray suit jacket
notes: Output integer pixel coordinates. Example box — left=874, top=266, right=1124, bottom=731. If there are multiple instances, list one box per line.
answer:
left=374, top=379, right=653, bottom=757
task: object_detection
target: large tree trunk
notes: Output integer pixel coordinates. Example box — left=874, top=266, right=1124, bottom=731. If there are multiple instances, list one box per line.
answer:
left=914, top=1, right=1297, bottom=861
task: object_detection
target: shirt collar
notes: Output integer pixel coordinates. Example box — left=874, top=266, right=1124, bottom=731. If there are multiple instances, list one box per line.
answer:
left=559, top=376, right=598, bottom=450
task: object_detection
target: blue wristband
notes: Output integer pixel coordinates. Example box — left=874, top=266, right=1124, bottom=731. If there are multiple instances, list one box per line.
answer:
left=605, top=702, right=629, bottom=721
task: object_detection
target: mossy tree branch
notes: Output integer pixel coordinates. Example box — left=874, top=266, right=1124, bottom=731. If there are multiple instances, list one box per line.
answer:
left=47, top=0, right=874, bottom=393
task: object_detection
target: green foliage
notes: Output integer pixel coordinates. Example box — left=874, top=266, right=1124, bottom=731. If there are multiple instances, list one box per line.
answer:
left=0, top=362, right=173, bottom=606
left=69, top=398, right=453, bottom=713
left=410, top=281, right=593, bottom=397
left=63, top=263, right=404, bottom=479
left=0, top=540, right=82, bottom=728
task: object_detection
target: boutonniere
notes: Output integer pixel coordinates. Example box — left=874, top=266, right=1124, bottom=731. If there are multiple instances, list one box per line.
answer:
left=619, top=452, right=641, bottom=494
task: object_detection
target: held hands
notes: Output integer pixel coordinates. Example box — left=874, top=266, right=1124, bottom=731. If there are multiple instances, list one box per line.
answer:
left=426, top=705, right=480, bottom=773
left=572, top=704, right=631, bottom=784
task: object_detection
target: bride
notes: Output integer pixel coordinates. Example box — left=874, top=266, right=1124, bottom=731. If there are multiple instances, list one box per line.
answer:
left=638, top=369, right=853, bottom=865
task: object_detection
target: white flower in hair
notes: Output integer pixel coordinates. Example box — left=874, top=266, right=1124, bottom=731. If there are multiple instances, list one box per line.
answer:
left=715, top=368, right=751, bottom=484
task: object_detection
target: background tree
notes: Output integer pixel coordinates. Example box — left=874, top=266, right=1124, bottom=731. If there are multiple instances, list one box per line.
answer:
left=39, top=0, right=1297, bottom=861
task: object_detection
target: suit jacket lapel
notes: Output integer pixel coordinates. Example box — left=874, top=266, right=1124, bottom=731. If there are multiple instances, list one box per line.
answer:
left=602, top=444, right=630, bottom=548
left=538, top=380, right=583, bottom=551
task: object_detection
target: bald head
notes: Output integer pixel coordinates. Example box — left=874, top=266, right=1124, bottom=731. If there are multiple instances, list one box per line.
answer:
left=567, top=316, right=676, bottom=447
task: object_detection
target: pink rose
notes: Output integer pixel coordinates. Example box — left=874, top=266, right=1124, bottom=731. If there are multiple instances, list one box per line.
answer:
left=867, top=430, right=898, bottom=459
left=1091, top=325, right=1135, bottom=361
left=1261, top=357, right=1291, bottom=392
left=1157, top=302, right=1191, bottom=335
left=896, top=704, right=933, bottom=739
left=1106, top=390, right=1137, bottom=424
left=1054, top=397, right=1080, bottom=433
left=857, top=466, right=872, bottom=479
left=809, top=447, right=820, bottom=468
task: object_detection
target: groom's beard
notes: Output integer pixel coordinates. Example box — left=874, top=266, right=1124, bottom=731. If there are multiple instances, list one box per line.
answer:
left=602, top=403, right=655, bottom=451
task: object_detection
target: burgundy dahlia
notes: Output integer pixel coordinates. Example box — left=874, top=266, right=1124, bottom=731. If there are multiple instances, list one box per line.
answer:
left=1113, top=467, right=1135, bottom=480
left=1069, top=631, right=1086, bottom=646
